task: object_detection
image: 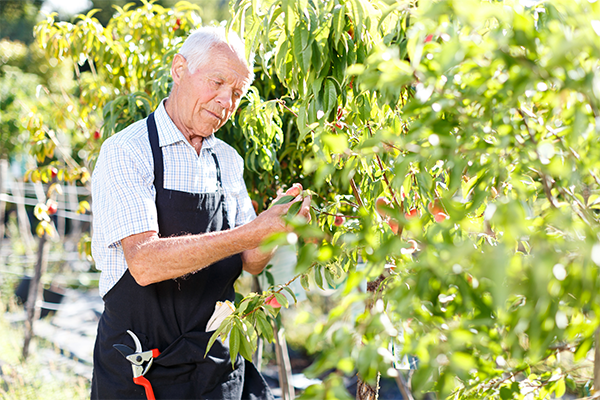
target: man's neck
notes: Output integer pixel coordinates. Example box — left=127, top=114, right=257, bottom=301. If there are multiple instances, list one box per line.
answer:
left=164, top=97, right=204, bottom=155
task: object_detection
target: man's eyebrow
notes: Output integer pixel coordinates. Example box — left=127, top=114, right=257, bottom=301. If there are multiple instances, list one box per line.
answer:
left=207, top=72, right=225, bottom=81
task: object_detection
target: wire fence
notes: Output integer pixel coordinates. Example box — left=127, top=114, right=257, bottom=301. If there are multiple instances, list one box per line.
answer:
left=0, top=159, right=93, bottom=274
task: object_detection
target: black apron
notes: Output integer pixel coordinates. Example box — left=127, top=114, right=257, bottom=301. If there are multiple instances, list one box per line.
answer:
left=91, top=113, right=273, bottom=400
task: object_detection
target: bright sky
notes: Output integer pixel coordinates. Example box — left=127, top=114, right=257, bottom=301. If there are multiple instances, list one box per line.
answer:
left=40, top=0, right=93, bottom=17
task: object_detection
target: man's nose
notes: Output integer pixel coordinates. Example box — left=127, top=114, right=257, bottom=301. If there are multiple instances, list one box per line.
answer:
left=215, top=89, right=234, bottom=110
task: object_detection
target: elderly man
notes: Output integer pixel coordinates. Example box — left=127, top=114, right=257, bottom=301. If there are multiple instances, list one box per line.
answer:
left=90, top=26, right=309, bottom=400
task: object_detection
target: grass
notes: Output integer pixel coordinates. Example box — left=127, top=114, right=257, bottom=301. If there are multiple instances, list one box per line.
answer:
left=0, top=293, right=90, bottom=400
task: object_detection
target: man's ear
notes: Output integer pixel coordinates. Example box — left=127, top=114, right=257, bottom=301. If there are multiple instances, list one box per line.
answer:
left=171, top=54, right=187, bottom=86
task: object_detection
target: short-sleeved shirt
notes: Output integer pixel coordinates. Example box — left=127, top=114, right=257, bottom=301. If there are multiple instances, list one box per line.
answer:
left=91, top=99, right=256, bottom=298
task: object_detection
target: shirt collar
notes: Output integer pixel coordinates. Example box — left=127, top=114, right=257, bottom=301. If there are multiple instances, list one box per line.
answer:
left=154, top=99, right=217, bottom=150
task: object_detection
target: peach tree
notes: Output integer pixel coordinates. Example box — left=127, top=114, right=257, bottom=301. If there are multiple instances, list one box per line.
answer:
left=33, top=0, right=600, bottom=398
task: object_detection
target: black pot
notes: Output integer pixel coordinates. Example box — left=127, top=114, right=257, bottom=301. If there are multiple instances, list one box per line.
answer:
left=15, top=276, right=65, bottom=318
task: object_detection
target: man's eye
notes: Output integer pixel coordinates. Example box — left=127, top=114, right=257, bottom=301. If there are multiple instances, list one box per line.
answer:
left=213, top=80, right=223, bottom=86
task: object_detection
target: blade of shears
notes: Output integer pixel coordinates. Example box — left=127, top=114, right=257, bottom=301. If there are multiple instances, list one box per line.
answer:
left=113, top=344, right=136, bottom=358
left=127, top=329, right=143, bottom=353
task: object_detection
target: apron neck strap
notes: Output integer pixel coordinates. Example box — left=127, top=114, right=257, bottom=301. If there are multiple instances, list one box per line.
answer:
left=208, top=150, right=224, bottom=191
left=147, top=113, right=164, bottom=191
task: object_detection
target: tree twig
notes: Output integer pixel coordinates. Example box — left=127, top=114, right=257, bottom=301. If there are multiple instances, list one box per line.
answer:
left=351, top=178, right=365, bottom=208
left=516, top=108, right=558, bottom=209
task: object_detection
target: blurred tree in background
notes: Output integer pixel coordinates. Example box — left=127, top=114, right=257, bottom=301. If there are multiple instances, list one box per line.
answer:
left=0, top=0, right=44, bottom=44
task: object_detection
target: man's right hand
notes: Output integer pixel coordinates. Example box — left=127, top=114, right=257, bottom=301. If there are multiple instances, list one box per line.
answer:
left=253, top=183, right=311, bottom=235
left=240, top=183, right=311, bottom=274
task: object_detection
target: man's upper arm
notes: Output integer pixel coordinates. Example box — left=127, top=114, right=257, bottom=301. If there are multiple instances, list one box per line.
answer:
left=93, top=139, right=159, bottom=248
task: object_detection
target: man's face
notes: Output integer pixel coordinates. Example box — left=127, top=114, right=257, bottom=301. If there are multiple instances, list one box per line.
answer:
left=169, top=44, right=252, bottom=141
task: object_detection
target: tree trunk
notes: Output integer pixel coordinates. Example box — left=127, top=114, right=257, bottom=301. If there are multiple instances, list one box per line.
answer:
left=356, top=274, right=387, bottom=400
left=22, top=233, right=49, bottom=360
left=356, top=373, right=380, bottom=400
left=12, top=179, right=34, bottom=257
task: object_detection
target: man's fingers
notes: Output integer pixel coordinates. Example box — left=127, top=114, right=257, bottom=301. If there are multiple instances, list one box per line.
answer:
left=298, top=195, right=312, bottom=222
left=284, top=183, right=302, bottom=197
left=271, top=183, right=303, bottom=207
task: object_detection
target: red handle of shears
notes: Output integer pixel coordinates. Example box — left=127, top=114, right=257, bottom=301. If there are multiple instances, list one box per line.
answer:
left=133, top=376, right=156, bottom=400
left=131, top=348, right=160, bottom=400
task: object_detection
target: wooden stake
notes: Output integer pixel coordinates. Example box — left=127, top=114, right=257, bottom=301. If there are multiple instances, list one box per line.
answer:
left=595, top=325, right=600, bottom=396
left=274, top=325, right=295, bottom=400
left=394, top=371, right=415, bottom=400
left=0, top=160, right=7, bottom=255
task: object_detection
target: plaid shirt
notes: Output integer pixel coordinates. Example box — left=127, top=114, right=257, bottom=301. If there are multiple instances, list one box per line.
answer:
left=91, top=100, right=256, bottom=298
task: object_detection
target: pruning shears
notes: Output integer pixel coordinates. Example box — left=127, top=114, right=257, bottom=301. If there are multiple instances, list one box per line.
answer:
left=113, top=330, right=161, bottom=400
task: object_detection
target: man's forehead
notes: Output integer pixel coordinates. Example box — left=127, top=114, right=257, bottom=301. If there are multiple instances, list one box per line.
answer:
left=198, top=47, right=251, bottom=76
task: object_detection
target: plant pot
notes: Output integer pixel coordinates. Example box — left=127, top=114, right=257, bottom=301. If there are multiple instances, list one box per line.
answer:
left=14, top=276, right=65, bottom=318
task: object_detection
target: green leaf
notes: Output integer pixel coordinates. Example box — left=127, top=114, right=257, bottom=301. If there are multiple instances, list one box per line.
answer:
left=554, top=378, right=566, bottom=398
left=229, top=325, right=241, bottom=368
left=314, top=265, right=324, bottom=289
left=301, top=273, right=310, bottom=290
left=237, top=321, right=255, bottom=362
left=205, top=317, right=232, bottom=357
left=256, top=310, right=274, bottom=343
left=271, top=195, right=295, bottom=207
left=287, top=200, right=302, bottom=217
left=324, top=267, right=337, bottom=288
left=322, top=78, right=338, bottom=117
left=282, top=286, right=298, bottom=303
left=332, top=4, right=346, bottom=46
left=274, top=292, right=289, bottom=308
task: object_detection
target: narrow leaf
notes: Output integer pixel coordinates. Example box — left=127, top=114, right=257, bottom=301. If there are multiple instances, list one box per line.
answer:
left=229, top=325, right=241, bottom=368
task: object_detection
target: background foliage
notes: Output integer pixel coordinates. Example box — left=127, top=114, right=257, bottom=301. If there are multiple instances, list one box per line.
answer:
left=20, top=0, right=600, bottom=398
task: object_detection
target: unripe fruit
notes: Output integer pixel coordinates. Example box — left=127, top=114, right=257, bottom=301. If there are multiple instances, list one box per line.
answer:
left=47, top=199, right=58, bottom=215
left=375, top=197, right=399, bottom=234
left=375, top=197, right=392, bottom=215
left=434, top=212, right=447, bottom=223
left=427, top=201, right=448, bottom=222
left=388, top=219, right=399, bottom=234
left=405, top=208, right=418, bottom=219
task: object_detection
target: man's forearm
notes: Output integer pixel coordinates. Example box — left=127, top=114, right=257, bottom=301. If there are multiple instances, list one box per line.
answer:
left=241, top=246, right=276, bottom=275
left=124, top=222, right=265, bottom=286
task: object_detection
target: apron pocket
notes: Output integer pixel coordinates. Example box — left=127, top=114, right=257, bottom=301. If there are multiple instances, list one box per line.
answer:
left=149, top=330, right=244, bottom=396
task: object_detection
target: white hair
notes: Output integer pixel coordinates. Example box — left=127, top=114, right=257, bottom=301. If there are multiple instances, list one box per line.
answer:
left=178, top=26, right=254, bottom=81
